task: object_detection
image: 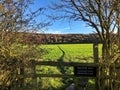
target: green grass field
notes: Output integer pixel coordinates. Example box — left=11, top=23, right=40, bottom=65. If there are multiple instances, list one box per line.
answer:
left=41, top=44, right=102, bottom=63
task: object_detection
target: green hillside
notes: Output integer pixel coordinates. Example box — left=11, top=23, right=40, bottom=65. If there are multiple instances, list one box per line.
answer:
left=41, top=44, right=102, bottom=62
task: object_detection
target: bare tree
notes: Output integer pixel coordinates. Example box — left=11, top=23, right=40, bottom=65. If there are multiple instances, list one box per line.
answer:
left=0, top=0, right=50, bottom=89
left=48, top=0, right=120, bottom=90
left=0, top=0, right=50, bottom=44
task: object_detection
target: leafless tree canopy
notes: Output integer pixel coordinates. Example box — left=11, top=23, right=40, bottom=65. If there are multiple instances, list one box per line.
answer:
left=0, top=0, right=50, bottom=44
left=49, top=0, right=120, bottom=89
left=51, top=1, right=118, bottom=34
left=0, top=0, right=49, bottom=88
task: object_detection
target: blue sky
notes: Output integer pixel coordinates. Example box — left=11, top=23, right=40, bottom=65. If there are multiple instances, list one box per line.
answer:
left=30, top=0, right=95, bottom=34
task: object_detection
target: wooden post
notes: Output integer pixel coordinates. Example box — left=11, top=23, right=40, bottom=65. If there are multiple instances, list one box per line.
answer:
left=31, top=60, right=37, bottom=90
left=19, top=61, right=25, bottom=88
left=93, top=43, right=99, bottom=90
left=93, top=43, right=98, bottom=63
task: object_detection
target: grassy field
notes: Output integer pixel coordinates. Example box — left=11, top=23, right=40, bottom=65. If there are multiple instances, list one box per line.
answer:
left=41, top=44, right=102, bottom=62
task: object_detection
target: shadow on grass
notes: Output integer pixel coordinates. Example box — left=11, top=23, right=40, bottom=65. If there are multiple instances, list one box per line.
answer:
left=57, top=46, right=66, bottom=74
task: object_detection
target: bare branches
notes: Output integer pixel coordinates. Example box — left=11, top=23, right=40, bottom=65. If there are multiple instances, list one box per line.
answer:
left=49, top=0, right=120, bottom=53
left=0, top=0, right=50, bottom=45
left=0, top=0, right=49, bottom=87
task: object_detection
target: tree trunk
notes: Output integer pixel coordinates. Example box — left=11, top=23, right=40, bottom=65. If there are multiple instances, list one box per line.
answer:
left=101, top=40, right=111, bottom=90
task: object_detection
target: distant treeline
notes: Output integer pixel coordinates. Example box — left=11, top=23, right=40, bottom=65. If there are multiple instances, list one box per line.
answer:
left=0, top=32, right=101, bottom=44
left=22, top=33, right=101, bottom=44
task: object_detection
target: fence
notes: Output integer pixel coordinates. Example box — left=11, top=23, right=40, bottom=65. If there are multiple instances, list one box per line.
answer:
left=2, top=43, right=120, bottom=90
left=8, top=43, right=98, bottom=90
left=16, top=62, right=120, bottom=90
left=17, top=62, right=98, bottom=90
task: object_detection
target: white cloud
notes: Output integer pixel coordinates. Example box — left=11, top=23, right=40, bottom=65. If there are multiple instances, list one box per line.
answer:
left=38, top=27, right=71, bottom=34
left=63, top=27, right=71, bottom=30
left=44, top=29, right=62, bottom=34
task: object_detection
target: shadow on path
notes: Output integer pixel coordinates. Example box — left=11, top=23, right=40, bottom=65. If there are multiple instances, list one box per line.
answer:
left=57, top=46, right=66, bottom=74
left=57, top=46, right=65, bottom=62
left=57, top=46, right=73, bottom=89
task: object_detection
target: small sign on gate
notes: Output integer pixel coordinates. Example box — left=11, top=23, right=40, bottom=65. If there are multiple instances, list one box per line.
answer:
left=74, top=66, right=97, bottom=77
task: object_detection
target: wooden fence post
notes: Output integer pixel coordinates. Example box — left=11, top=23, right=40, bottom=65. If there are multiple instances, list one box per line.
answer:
left=31, top=60, right=37, bottom=90
left=19, top=61, right=25, bottom=88
left=93, top=43, right=98, bottom=63
left=93, top=43, right=99, bottom=90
